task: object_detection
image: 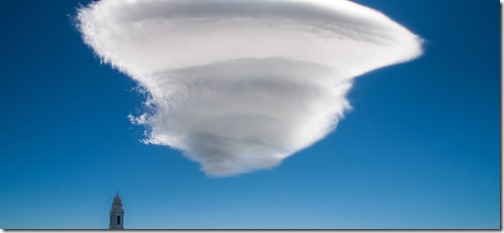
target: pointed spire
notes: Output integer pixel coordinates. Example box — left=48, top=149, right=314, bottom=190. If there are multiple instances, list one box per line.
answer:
left=112, top=191, right=123, bottom=206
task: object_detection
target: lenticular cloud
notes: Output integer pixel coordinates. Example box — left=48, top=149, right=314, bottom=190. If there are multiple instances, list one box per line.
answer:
left=77, top=0, right=422, bottom=176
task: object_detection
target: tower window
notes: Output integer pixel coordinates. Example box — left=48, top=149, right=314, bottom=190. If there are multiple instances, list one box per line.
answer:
left=117, top=216, right=121, bottom=225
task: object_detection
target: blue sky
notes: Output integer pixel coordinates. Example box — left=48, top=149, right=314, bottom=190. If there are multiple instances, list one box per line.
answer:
left=0, top=0, right=500, bottom=229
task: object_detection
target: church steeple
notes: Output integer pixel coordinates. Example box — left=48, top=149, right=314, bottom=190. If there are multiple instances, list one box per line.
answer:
left=109, top=192, right=124, bottom=229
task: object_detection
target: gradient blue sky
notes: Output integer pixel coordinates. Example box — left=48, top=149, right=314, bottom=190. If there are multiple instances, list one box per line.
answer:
left=0, top=0, right=500, bottom=229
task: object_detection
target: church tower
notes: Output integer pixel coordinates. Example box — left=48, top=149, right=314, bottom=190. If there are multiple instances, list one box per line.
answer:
left=109, top=191, right=124, bottom=230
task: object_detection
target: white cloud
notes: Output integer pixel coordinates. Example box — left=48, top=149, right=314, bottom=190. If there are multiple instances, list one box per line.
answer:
left=77, top=0, right=422, bottom=176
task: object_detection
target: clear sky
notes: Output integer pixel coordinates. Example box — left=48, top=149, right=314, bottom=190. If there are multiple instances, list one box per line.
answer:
left=0, top=0, right=500, bottom=230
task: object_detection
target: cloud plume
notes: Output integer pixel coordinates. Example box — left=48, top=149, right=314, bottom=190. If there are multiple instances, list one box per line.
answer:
left=77, top=0, right=422, bottom=176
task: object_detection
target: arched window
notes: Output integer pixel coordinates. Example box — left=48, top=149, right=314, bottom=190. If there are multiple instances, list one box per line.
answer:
left=117, top=216, right=121, bottom=225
